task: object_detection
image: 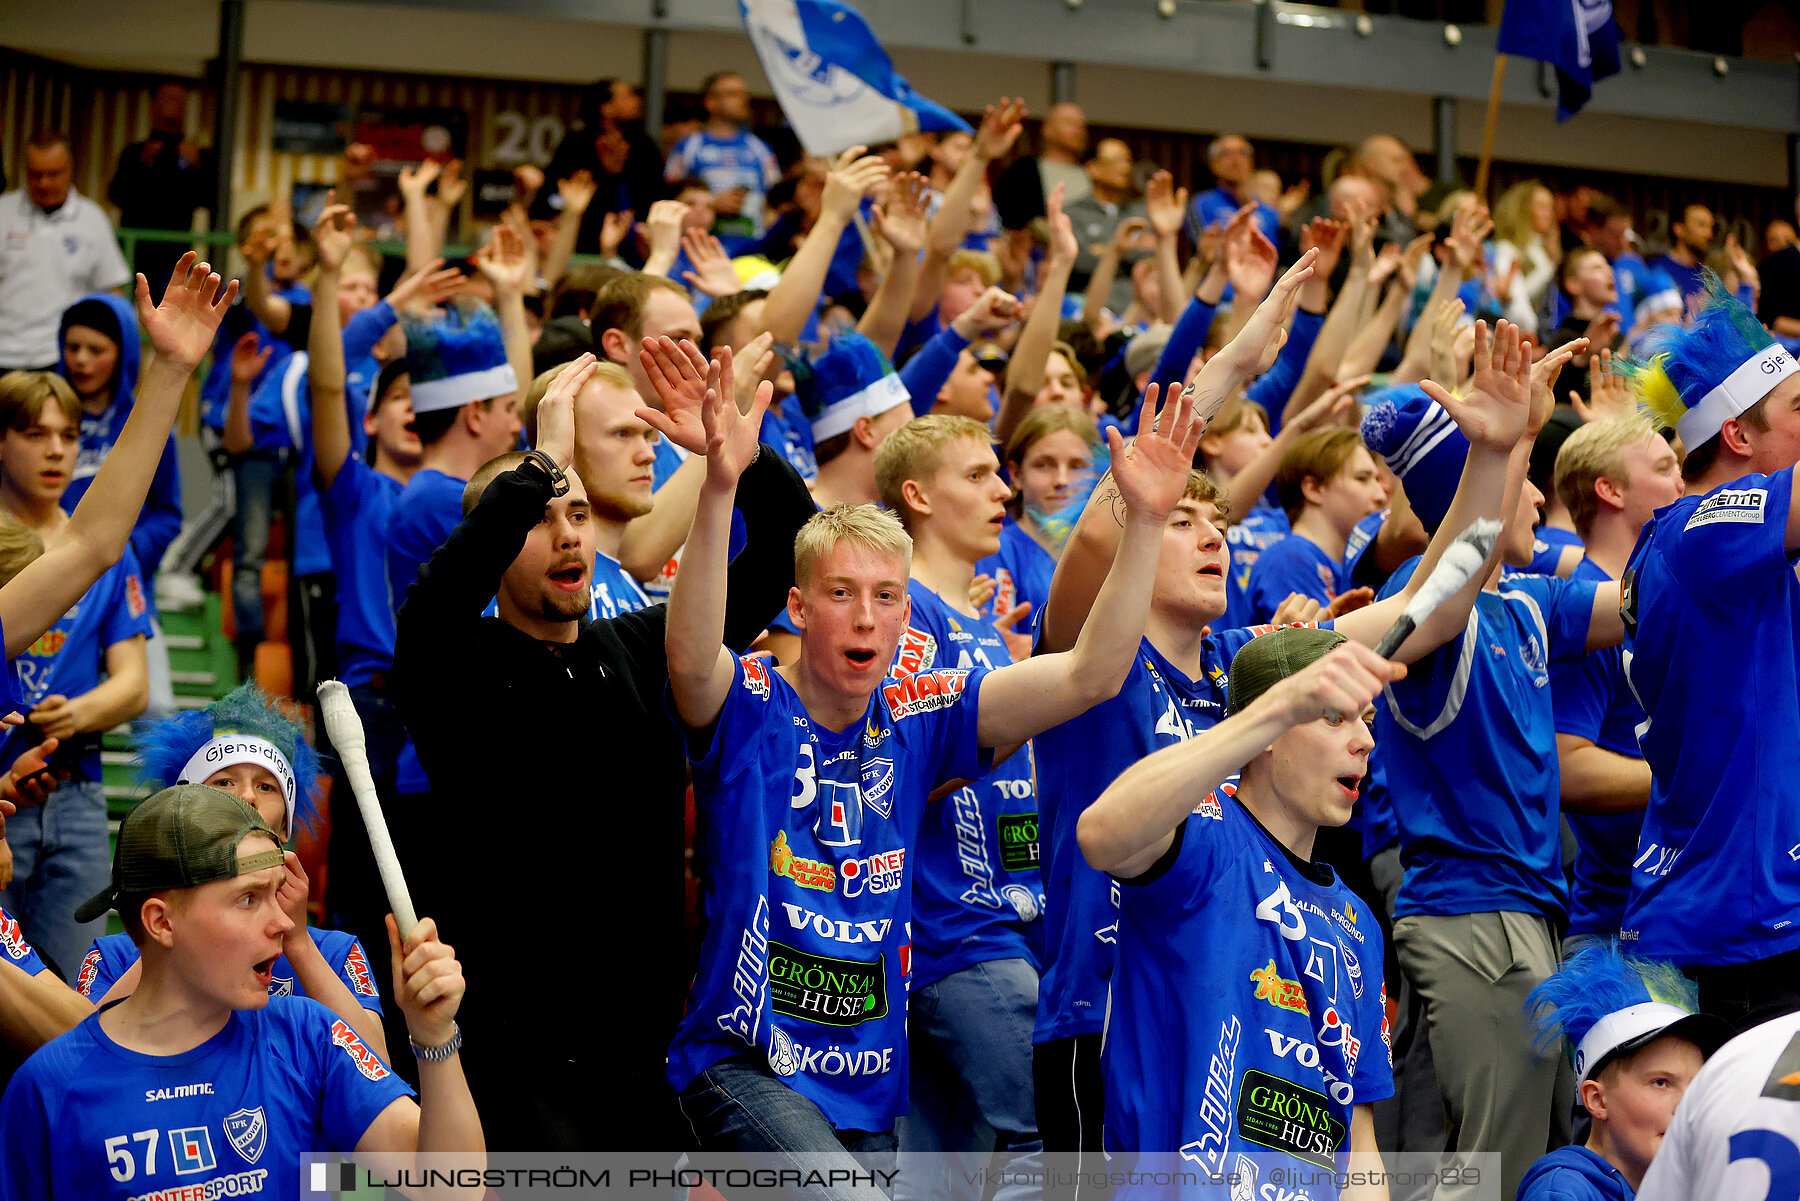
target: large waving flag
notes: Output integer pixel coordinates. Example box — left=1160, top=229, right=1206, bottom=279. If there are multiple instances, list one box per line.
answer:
left=1497, top=0, right=1622, bottom=121
left=741, top=0, right=972, bottom=156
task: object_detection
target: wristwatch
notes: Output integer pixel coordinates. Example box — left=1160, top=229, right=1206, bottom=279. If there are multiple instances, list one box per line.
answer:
left=521, top=450, right=570, bottom=497
left=410, top=1022, right=463, bottom=1062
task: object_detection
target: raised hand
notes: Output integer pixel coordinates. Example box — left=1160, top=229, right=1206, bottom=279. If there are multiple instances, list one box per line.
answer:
left=696, top=344, right=773, bottom=489
left=731, top=330, right=777, bottom=413
left=1324, top=586, right=1376, bottom=619
left=993, top=601, right=1034, bottom=664
left=970, top=573, right=998, bottom=612
left=385, top=258, right=465, bottom=316
left=137, top=253, right=238, bottom=371
left=1430, top=298, right=1467, bottom=389
left=1582, top=310, right=1621, bottom=355
left=1367, top=242, right=1404, bottom=289
left=1046, top=182, right=1079, bottom=268
left=1421, top=319, right=1531, bottom=452
left=535, top=352, right=598, bottom=469
left=682, top=230, right=743, bottom=299
left=975, top=98, right=1027, bottom=161
left=1571, top=346, right=1637, bottom=424
left=1444, top=199, right=1494, bottom=276
left=872, top=171, right=930, bottom=255
left=637, top=336, right=716, bottom=453
left=1144, top=171, right=1189, bottom=242
left=1726, top=234, right=1760, bottom=292
left=951, top=286, right=1022, bottom=340
left=388, top=914, right=464, bottom=1051
left=823, top=146, right=889, bottom=225
left=1396, top=231, right=1433, bottom=292
left=1289, top=374, right=1373, bottom=434
left=229, top=331, right=270, bottom=386
left=600, top=209, right=634, bottom=259
left=1217, top=247, right=1318, bottom=381
left=558, top=168, right=598, bottom=215
left=1106, top=381, right=1203, bottom=523
left=644, top=199, right=690, bottom=264
left=1271, top=592, right=1325, bottom=626
left=1277, top=179, right=1311, bottom=223
left=1300, top=218, right=1350, bottom=281
left=310, top=191, right=356, bottom=272
left=434, top=159, right=468, bottom=209
left=473, top=223, right=532, bottom=298
left=397, top=159, right=441, bottom=200
left=512, top=163, right=546, bottom=201
left=1224, top=205, right=1278, bottom=302
left=1347, top=198, right=1379, bottom=269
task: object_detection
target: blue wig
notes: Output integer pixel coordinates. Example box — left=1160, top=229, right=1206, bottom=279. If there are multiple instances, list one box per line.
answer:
left=795, top=332, right=896, bottom=420
left=131, top=684, right=323, bottom=836
left=1620, top=270, right=1780, bottom=439
left=1526, top=942, right=1699, bottom=1067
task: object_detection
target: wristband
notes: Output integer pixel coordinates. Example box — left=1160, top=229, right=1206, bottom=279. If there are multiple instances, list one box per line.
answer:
left=522, top=450, right=570, bottom=497
left=410, top=1022, right=462, bottom=1062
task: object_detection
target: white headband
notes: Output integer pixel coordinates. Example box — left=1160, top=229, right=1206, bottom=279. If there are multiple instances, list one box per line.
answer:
left=1677, top=344, right=1800, bottom=450
left=179, top=734, right=297, bottom=840
left=810, top=373, right=911, bottom=442
left=1573, top=1001, right=1692, bottom=1083
left=408, top=363, right=520, bottom=414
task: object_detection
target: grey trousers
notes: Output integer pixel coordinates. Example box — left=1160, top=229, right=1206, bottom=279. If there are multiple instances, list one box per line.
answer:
left=1393, top=910, right=1574, bottom=1201
left=1369, top=847, right=1447, bottom=1201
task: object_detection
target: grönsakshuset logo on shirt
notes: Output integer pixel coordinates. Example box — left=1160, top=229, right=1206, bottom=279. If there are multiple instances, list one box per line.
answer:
left=1236, top=1069, right=1346, bottom=1168
left=766, top=941, right=888, bottom=1027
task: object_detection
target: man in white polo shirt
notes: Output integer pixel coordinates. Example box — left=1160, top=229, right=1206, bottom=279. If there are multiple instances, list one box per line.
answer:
left=0, top=132, right=130, bottom=373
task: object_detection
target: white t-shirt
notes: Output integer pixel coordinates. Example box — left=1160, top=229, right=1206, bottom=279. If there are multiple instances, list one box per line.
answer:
left=1638, top=1010, right=1800, bottom=1201
left=0, top=188, right=130, bottom=368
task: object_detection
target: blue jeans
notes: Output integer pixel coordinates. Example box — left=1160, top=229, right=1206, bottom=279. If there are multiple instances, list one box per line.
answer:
left=678, top=1055, right=896, bottom=1201
left=231, top=452, right=281, bottom=641
left=0, top=779, right=110, bottom=981
left=897, top=957, right=1044, bottom=1201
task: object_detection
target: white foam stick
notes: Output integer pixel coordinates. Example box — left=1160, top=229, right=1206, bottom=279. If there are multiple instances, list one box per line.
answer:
left=316, top=679, right=417, bottom=939
left=1373, top=518, right=1502, bottom=659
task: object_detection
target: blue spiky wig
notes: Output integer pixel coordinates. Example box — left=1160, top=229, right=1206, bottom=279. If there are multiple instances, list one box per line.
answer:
left=794, top=332, right=911, bottom=442
left=1526, top=943, right=1729, bottom=1084
left=1360, top=384, right=1466, bottom=532
left=131, top=684, right=322, bottom=843
left=1619, top=271, right=1798, bottom=451
left=402, top=300, right=518, bottom=414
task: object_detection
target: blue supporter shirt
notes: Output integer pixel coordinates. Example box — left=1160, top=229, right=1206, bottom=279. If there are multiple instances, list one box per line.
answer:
left=1187, top=186, right=1279, bottom=244
left=478, top=547, right=651, bottom=623
left=74, top=928, right=383, bottom=1013
left=3, top=554, right=149, bottom=781
left=1247, top=532, right=1348, bottom=625
left=1035, top=626, right=1290, bottom=1045
left=1550, top=555, right=1645, bottom=941
left=761, top=403, right=818, bottom=483
left=0, top=996, right=413, bottom=1201
left=668, top=655, right=991, bottom=1132
left=975, top=516, right=1056, bottom=630
left=893, top=582, right=1043, bottom=987
left=1620, top=469, right=1800, bottom=965
left=1105, top=805, right=1391, bottom=1184
left=320, top=459, right=403, bottom=689
left=384, top=468, right=466, bottom=617
left=1343, top=509, right=1387, bottom=589
left=1376, top=560, right=1597, bottom=921
left=1226, top=503, right=1292, bottom=631
left=664, top=129, right=781, bottom=231
left=0, top=907, right=46, bottom=977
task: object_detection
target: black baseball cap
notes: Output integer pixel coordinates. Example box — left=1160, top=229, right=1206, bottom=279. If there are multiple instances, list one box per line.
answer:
left=1227, top=626, right=1350, bottom=717
left=74, top=785, right=285, bottom=923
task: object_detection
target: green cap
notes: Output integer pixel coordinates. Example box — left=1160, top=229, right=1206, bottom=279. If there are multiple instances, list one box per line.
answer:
left=74, top=785, right=285, bottom=923
left=1226, top=626, right=1350, bottom=717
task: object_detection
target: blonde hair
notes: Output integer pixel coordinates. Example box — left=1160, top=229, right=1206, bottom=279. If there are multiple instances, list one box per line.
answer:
left=0, top=370, right=79, bottom=433
left=873, top=415, right=993, bottom=525
left=793, top=504, right=913, bottom=588
left=1274, top=428, right=1367, bottom=524
left=520, top=360, right=635, bottom=444
left=946, top=249, right=1001, bottom=288
left=1554, top=415, right=1661, bottom=538
left=0, top=515, right=45, bottom=589
left=1004, top=405, right=1100, bottom=467
left=1493, top=179, right=1550, bottom=249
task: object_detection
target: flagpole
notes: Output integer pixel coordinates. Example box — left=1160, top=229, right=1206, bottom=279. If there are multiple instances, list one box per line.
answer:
left=1474, top=51, right=1507, bottom=203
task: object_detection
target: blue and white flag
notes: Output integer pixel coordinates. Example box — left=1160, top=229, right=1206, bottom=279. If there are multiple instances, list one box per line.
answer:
left=1496, top=0, right=1621, bottom=121
left=741, top=0, right=972, bottom=156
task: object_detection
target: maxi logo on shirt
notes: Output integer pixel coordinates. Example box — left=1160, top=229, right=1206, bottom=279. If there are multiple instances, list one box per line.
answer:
left=1236, top=1069, right=1346, bottom=1168
left=766, top=940, right=888, bottom=1027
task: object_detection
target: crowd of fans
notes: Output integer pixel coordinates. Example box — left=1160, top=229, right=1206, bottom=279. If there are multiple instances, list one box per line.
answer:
left=3, top=66, right=1800, bottom=1201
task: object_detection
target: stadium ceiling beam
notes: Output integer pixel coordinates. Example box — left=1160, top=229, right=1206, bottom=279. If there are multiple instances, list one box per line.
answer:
left=345, top=0, right=1800, bottom=134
